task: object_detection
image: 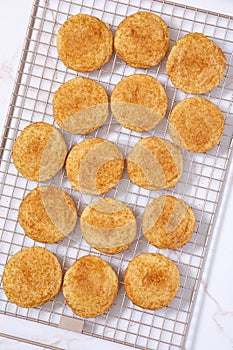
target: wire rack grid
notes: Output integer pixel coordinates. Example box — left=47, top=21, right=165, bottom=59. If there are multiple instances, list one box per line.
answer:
left=0, top=0, right=233, bottom=349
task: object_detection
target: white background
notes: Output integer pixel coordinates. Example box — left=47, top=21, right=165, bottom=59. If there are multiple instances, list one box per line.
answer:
left=0, top=1, right=233, bottom=349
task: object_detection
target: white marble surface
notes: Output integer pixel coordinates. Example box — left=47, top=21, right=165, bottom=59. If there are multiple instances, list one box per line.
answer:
left=0, top=1, right=233, bottom=350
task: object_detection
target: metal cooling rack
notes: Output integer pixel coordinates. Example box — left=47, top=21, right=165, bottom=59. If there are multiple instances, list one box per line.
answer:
left=0, top=0, right=233, bottom=349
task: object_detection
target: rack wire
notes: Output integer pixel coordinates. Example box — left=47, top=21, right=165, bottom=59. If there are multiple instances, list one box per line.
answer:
left=0, top=0, right=233, bottom=349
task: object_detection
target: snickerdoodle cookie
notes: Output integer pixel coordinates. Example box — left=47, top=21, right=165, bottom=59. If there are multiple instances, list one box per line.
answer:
left=57, top=14, right=113, bottom=72
left=169, top=97, right=224, bottom=152
left=63, top=255, right=118, bottom=318
left=66, top=138, right=124, bottom=195
left=3, top=247, right=62, bottom=308
left=143, top=195, right=196, bottom=249
left=114, top=12, right=169, bottom=68
left=166, top=33, right=226, bottom=94
left=127, top=137, right=182, bottom=190
left=19, top=186, right=77, bottom=244
left=124, top=253, right=180, bottom=310
left=111, top=74, right=168, bottom=132
left=80, top=198, right=137, bottom=254
left=12, top=122, right=67, bottom=182
left=52, top=77, right=108, bottom=134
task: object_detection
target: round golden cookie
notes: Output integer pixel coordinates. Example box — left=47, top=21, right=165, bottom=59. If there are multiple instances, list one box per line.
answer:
left=143, top=195, right=196, bottom=249
left=63, top=255, right=118, bottom=318
left=12, top=122, right=67, bottom=182
left=111, top=74, right=168, bottom=132
left=166, top=32, right=226, bottom=94
left=114, top=12, right=169, bottom=68
left=66, top=138, right=124, bottom=195
left=3, top=247, right=62, bottom=308
left=57, top=14, right=113, bottom=72
left=18, top=186, right=78, bottom=244
left=124, top=253, right=180, bottom=310
left=52, top=77, right=109, bottom=134
left=80, top=198, right=137, bottom=254
left=127, top=137, right=182, bottom=190
left=169, top=97, right=224, bottom=153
